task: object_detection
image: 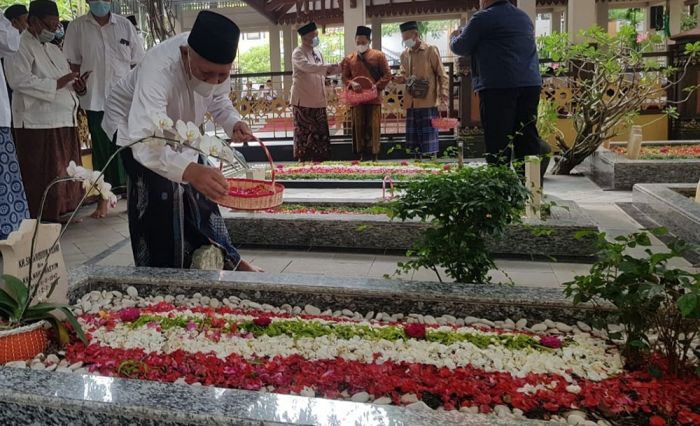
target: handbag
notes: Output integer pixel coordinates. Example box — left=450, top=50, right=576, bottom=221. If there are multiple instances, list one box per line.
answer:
left=406, top=52, right=430, bottom=99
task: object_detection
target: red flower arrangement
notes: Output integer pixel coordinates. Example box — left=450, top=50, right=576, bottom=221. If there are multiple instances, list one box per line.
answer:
left=539, top=336, right=562, bottom=349
left=404, top=323, right=427, bottom=339
left=118, top=308, right=141, bottom=322
left=253, top=316, right=272, bottom=327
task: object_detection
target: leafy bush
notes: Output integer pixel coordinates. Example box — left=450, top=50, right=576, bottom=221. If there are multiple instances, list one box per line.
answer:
left=564, top=229, right=700, bottom=376
left=389, top=165, right=529, bottom=283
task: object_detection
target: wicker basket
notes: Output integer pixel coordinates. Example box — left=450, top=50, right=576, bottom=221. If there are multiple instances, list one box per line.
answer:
left=341, top=76, right=378, bottom=106
left=215, top=138, right=284, bottom=211
left=431, top=117, right=459, bottom=130
left=0, top=321, right=50, bottom=364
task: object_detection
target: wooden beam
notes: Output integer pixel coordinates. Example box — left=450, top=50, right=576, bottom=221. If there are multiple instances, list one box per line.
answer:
left=242, top=0, right=277, bottom=22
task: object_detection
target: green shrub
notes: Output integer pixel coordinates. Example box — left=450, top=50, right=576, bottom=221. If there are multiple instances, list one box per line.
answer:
left=389, top=165, right=529, bottom=283
left=565, top=229, right=700, bottom=376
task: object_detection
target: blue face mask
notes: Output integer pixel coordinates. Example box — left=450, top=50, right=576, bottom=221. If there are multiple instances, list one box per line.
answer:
left=54, top=24, right=64, bottom=40
left=312, top=36, right=320, bottom=48
left=89, top=1, right=112, bottom=18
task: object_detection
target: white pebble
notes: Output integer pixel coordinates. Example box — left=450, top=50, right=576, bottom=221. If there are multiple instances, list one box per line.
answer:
left=544, top=319, right=556, bottom=328
left=423, top=315, right=437, bottom=325
left=210, top=298, right=220, bottom=308
left=191, top=382, right=202, bottom=387
left=164, top=295, right=175, bottom=303
left=55, top=367, right=72, bottom=373
left=304, top=305, right=321, bottom=316
left=373, top=396, right=392, bottom=405
left=192, top=293, right=202, bottom=300
left=5, top=361, right=27, bottom=369
left=531, top=323, right=547, bottom=332
left=576, top=321, right=592, bottom=332
left=30, top=363, right=45, bottom=371
left=556, top=322, right=573, bottom=333
left=153, top=295, right=164, bottom=304
left=89, top=291, right=101, bottom=301
left=45, top=354, right=59, bottom=365
left=407, top=401, right=432, bottom=411
left=292, top=306, right=302, bottom=315
left=300, top=386, right=315, bottom=397
left=351, top=391, right=370, bottom=403
left=200, top=296, right=211, bottom=305
left=567, top=414, right=585, bottom=425
left=74, top=368, right=88, bottom=374
left=476, top=319, right=495, bottom=327
left=174, top=377, right=187, bottom=385
left=364, top=311, right=374, bottom=320
left=502, top=322, right=515, bottom=330
left=322, top=309, right=332, bottom=316
left=460, top=406, right=479, bottom=414
left=69, top=362, right=84, bottom=371
left=81, top=301, right=92, bottom=312
left=112, top=291, right=123, bottom=298
left=400, top=393, right=418, bottom=404
left=44, top=364, right=57, bottom=372
left=342, top=309, right=354, bottom=317
left=515, top=319, right=528, bottom=329
left=513, top=408, right=524, bottom=417
left=126, top=286, right=138, bottom=298
left=566, top=384, right=582, bottom=394
left=494, top=405, right=512, bottom=418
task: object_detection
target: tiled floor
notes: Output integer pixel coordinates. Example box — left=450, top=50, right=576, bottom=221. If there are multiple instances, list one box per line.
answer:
left=54, top=172, right=697, bottom=288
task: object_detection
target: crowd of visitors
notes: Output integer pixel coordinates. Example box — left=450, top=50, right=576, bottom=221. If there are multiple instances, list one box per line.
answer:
left=0, top=1, right=545, bottom=267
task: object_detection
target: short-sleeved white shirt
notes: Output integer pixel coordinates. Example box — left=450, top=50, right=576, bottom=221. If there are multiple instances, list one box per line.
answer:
left=63, top=12, right=145, bottom=111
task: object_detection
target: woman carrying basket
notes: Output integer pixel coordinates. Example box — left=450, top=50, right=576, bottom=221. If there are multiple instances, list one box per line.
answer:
left=341, top=26, right=391, bottom=162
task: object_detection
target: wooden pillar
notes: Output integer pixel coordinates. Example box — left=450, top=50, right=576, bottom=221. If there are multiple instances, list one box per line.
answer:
left=669, top=0, right=684, bottom=36
left=282, top=26, right=294, bottom=96
left=517, top=0, right=537, bottom=25
left=371, top=18, right=382, bottom=50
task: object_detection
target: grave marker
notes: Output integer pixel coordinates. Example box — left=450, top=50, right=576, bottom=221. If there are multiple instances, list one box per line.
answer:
left=0, top=220, right=68, bottom=304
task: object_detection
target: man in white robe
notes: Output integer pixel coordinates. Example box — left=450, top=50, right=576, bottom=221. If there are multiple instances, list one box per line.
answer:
left=102, top=11, right=260, bottom=271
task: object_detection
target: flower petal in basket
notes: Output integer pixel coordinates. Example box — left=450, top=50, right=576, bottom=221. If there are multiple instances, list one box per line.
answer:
left=431, top=117, right=459, bottom=130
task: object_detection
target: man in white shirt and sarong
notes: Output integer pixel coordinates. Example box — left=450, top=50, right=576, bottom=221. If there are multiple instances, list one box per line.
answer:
left=102, top=11, right=261, bottom=271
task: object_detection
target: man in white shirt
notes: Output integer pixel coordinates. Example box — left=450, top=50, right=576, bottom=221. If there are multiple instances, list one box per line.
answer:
left=103, top=10, right=260, bottom=272
left=63, top=0, right=145, bottom=219
left=0, top=11, right=28, bottom=239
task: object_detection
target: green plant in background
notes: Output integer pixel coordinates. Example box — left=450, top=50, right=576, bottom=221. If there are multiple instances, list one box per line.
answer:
left=564, top=229, right=700, bottom=376
left=0, top=275, right=86, bottom=344
left=0, top=0, right=79, bottom=19
left=388, top=165, right=529, bottom=284
left=682, top=9, right=698, bottom=31
left=536, top=26, right=700, bottom=175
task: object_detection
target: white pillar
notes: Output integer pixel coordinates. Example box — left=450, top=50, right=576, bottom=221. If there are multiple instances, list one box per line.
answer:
left=669, top=0, right=684, bottom=35
left=596, top=1, right=609, bottom=31
left=282, top=26, right=294, bottom=95
left=269, top=25, right=281, bottom=89
left=568, top=0, right=596, bottom=42
left=343, top=0, right=366, bottom=56
left=371, top=18, right=382, bottom=50
left=695, top=179, right=700, bottom=203
left=518, top=0, right=537, bottom=25
left=551, top=10, right=564, bottom=33
left=525, top=156, right=542, bottom=220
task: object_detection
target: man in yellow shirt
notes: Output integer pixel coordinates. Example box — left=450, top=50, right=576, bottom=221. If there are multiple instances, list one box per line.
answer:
left=396, top=21, right=449, bottom=157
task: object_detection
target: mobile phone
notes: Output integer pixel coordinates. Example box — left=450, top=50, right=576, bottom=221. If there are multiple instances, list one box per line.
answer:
left=80, top=71, right=92, bottom=80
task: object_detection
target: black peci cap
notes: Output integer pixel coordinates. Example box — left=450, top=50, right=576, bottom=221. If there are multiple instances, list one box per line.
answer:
left=297, top=22, right=317, bottom=36
left=187, top=11, right=241, bottom=65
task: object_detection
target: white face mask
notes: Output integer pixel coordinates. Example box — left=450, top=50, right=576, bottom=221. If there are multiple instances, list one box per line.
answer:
left=357, top=44, right=369, bottom=54
left=187, top=55, right=219, bottom=97
left=38, top=28, right=55, bottom=43
left=403, top=38, right=416, bottom=49
left=312, top=36, right=320, bottom=48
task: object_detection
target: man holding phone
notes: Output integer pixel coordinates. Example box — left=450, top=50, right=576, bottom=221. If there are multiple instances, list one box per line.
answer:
left=63, top=0, right=145, bottom=218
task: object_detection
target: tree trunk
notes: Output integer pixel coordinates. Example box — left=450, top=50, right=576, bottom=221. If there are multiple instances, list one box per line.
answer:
left=551, top=156, right=579, bottom=175
left=551, top=133, right=604, bottom=175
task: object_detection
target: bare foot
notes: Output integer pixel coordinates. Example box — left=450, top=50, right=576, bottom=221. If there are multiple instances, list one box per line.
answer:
left=90, top=199, right=109, bottom=219
left=237, top=259, right=264, bottom=272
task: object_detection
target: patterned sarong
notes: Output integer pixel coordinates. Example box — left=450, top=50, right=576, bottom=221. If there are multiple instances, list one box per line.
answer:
left=352, top=104, right=381, bottom=156
left=121, top=147, right=241, bottom=269
left=0, top=127, right=28, bottom=239
left=292, top=106, right=331, bottom=162
left=405, top=107, right=439, bottom=155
